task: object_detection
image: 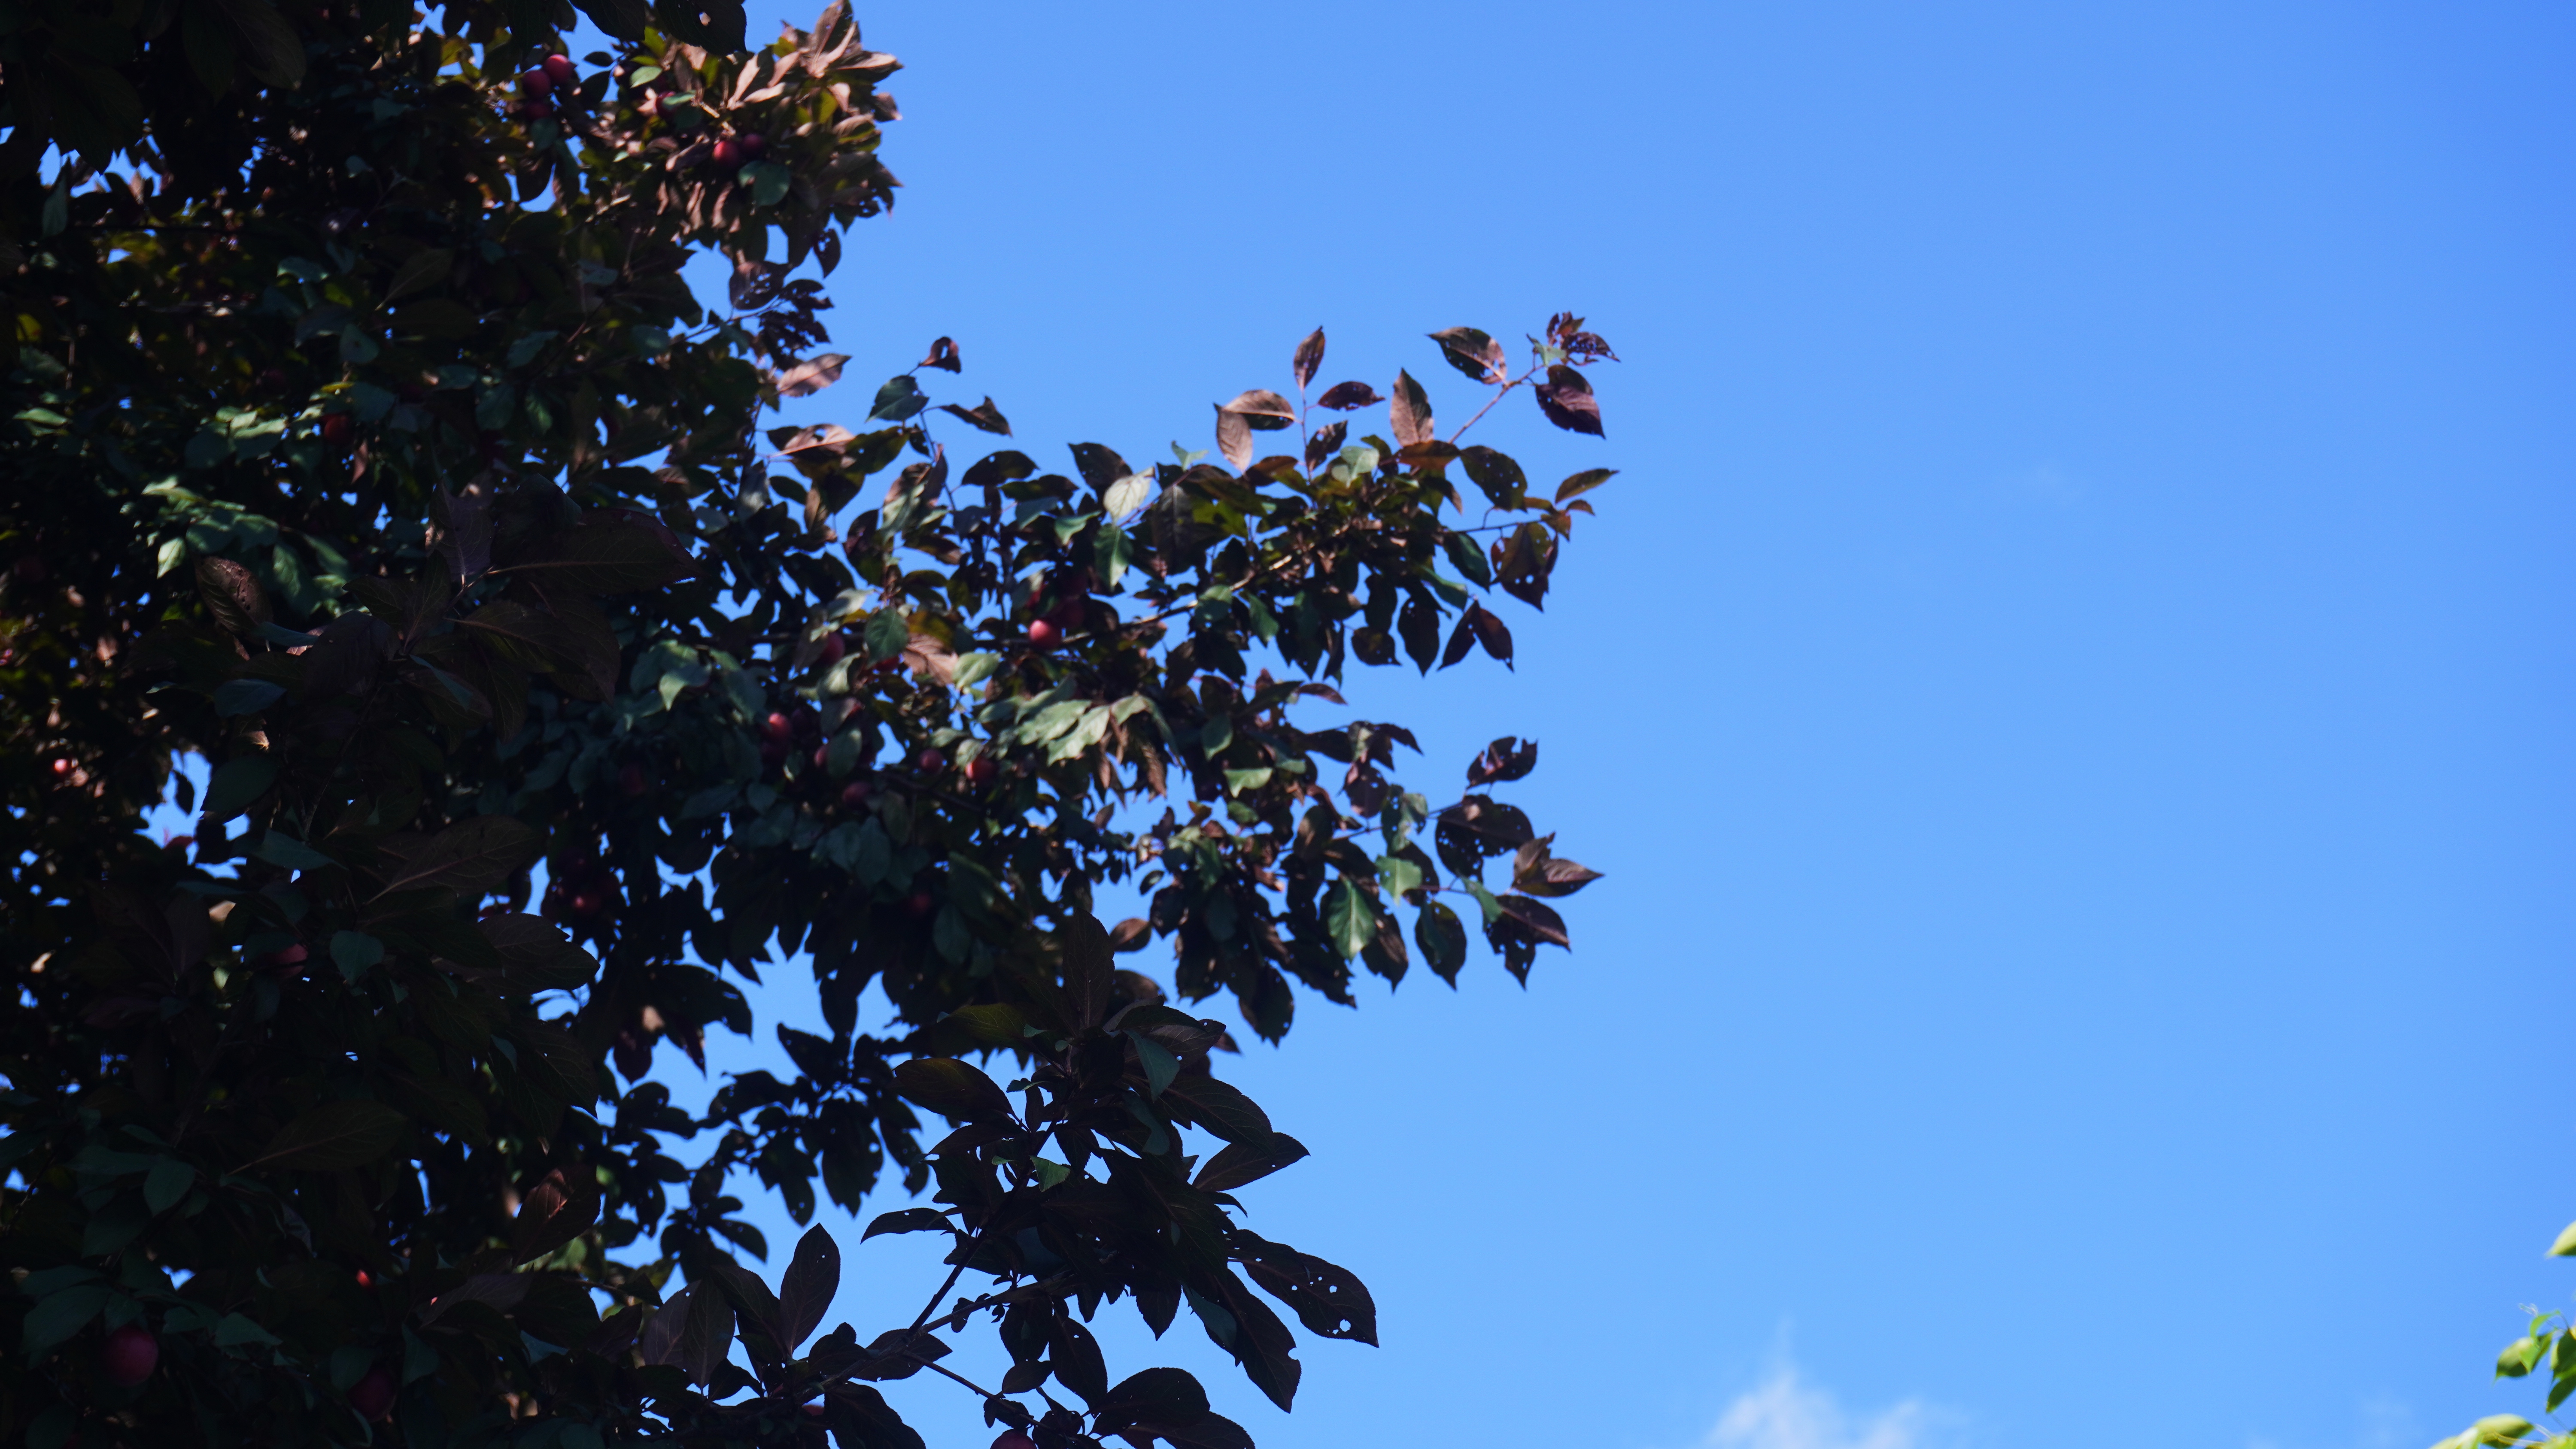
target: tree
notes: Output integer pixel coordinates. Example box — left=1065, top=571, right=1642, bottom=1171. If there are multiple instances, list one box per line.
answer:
left=2432, top=1224, right=2576, bottom=1449
left=0, top=3, right=1618, bottom=1445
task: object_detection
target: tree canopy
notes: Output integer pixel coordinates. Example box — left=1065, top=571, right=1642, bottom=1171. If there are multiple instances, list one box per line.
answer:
left=0, top=2, right=1619, bottom=1446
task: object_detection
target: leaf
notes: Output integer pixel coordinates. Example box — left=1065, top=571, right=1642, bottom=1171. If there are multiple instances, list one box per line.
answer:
left=575, top=0, right=650, bottom=39
left=559, top=512, right=696, bottom=594
left=219, top=0, right=307, bottom=88
left=329, top=931, right=384, bottom=978
left=511, top=1167, right=598, bottom=1262
left=1321, top=879, right=1373, bottom=961
left=1103, top=470, right=1159, bottom=521
left=867, top=375, right=928, bottom=423
left=384, top=248, right=454, bottom=302
left=213, top=679, right=285, bottom=715
left=775, top=352, right=849, bottom=398
left=1456, top=446, right=1528, bottom=509
left=194, top=556, right=271, bottom=635
left=936, top=397, right=1012, bottom=435
left=920, top=336, right=962, bottom=372
left=145, top=1157, right=197, bottom=1213
left=1235, top=1231, right=1378, bottom=1345
left=1467, top=735, right=1539, bottom=785
left=2549, top=1221, right=2576, bottom=1256
left=778, top=1225, right=841, bottom=1349
left=1291, top=328, right=1325, bottom=390
left=1219, top=389, right=1297, bottom=432
left=707, top=1257, right=787, bottom=1364
left=480, top=913, right=598, bottom=991
left=1534, top=363, right=1603, bottom=435
left=891, top=1057, right=1015, bottom=1122
left=675, top=1280, right=737, bottom=1387
left=21, top=1284, right=113, bottom=1357
left=1194, top=1133, right=1309, bottom=1193
left=862, top=1207, right=955, bottom=1241
left=1555, top=467, right=1617, bottom=504
left=1214, top=406, right=1252, bottom=471
left=372, top=815, right=540, bottom=901
left=1414, top=900, right=1469, bottom=985
left=199, top=754, right=278, bottom=824
left=1397, top=593, right=1440, bottom=674
left=1315, top=381, right=1381, bottom=410
left=1429, top=326, right=1508, bottom=383
left=1512, top=837, right=1603, bottom=897
left=1097, top=1367, right=1210, bottom=1434
left=1050, top=1313, right=1109, bottom=1408
left=242, top=1100, right=405, bottom=1172
left=1388, top=370, right=1434, bottom=449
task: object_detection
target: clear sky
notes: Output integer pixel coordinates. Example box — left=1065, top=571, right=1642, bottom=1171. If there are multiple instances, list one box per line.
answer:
left=483, top=2, right=2576, bottom=1446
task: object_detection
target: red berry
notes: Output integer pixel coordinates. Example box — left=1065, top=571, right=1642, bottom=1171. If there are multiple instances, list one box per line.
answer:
left=569, top=891, right=603, bottom=917
left=816, top=632, right=846, bottom=666
left=839, top=780, right=872, bottom=809
left=520, top=68, right=552, bottom=97
left=992, top=1434, right=1036, bottom=1449
left=348, top=1364, right=397, bottom=1421
left=905, top=891, right=934, bottom=918
left=261, top=942, right=308, bottom=969
left=618, top=763, right=647, bottom=797
left=738, top=133, right=766, bottom=159
left=1026, top=618, right=1058, bottom=648
left=804, top=1403, right=828, bottom=1419
left=520, top=97, right=553, bottom=121
left=811, top=745, right=830, bottom=769
left=709, top=137, right=743, bottom=168
left=101, top=1323, right=158, bottom=1386
left=542, top=54, right=576, bottom=86
left=320, top=413, right=352, bottom=446
left=915, top=749, right=945, bottom=775
left=761, top=711, right=793, bottom=742
left=50, top=756, right=71, bottom=775
left=354, top=1269, right=373, bottom=1288
left=966, top=755, right=998, bottom=787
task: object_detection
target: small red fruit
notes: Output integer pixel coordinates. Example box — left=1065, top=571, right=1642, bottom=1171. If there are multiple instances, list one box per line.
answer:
left=50, top=756, right=71, bottom=775
left=260, top=942, right=309, bottom=969
left=319, top=413, right=353, bottom=446
left=804, top=1402, right=828, bottom=1419
left=519, top=97, right=553, bottom=121
left=839, top=780, right=872, bottom=810
left=761, top=711, right=794, bottom=742
left=738, top=132, right=767, bottom=160
left=520, top=68, right=552, bottom=97
left=355, top=1269, right=373, bottom=1288
left=816, top=632, right=846, bottom=667
left=101, top=1323, right=158, bottom=1386
left=618, top=763, right=647, bottom=798
left=709, top=137, right=744, bottom=168
left=905, top=891, right=934, bottom=918
left=915, top=749, right=945, bottom=775
left=348, top=1364, right=397, bottom=1421
left=966, top=755, right=998, bottom=787
left=1025, top=618, right=1059, bottom=648
left=811, top=745, right=830, bottom=769
left=541, top=54, right=576, bottom=86
left=569, top=891, right=604, bottom=917
left=992, top=1432, right=1037, bottom=1449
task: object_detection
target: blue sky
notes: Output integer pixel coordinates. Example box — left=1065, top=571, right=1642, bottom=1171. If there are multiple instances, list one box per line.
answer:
left=141, top=1, right=2573, bottom=1445
left=664, top=2, right=2576, bottom=1446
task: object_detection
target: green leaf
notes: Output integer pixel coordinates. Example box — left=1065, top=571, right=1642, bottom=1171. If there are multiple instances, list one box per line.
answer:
left=199, top=754, right=278, bottom=824
left=1375, top=854, right=1424, bottom=898
left=1443, top=531, right=1495, bottom=587
left=331, top=931, right=384, bottom=979
left=144, top=1157, right=197, bottom=1213
left=1103, top=471, right=1157, bottom=521
left=371, top=815, right=541, bottom=900
left=1555, top=467, right=1617, bottom=504
left=1127, top=1029, right=1181, bottom=1097
left=867, top=375, right=928, bottom=424
left=253, top=833, right=336, bottom=872
left=241, top=1100, right=405, bottom=1172
left=892, top=1058, right=1015, bottom=1122
left=21, top=1285, right=112, bottom=1358
left=2549, top=1220, right=2576, bottom=1256
left=862, top=1207, right=955, bottom=1241
left=743, top=160, right=793, bottom=207
left=1414, top=900, right=1469, bottom=985
left=212, top=679, right=285, bottom=715
left=1321, top=879, right=1373, bottom=961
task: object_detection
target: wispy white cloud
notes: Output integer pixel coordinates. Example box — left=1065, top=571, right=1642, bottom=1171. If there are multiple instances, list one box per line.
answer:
left=1707, top=1364, right=1937, bottom=1449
